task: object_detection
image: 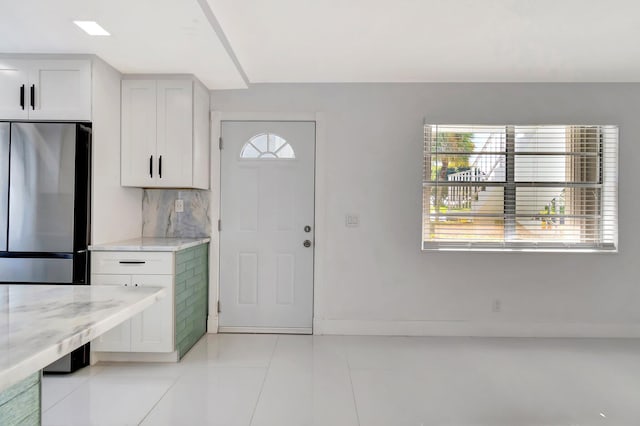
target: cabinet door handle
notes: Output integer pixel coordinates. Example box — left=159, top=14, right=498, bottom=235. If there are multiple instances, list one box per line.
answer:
left=30, top=85, right=35, bottom=110
left=19, top=85, right=25, bottom=110
left=149, top=155, right=153, bottom=178
left=159, top=155, right=162, bottom=178
left=119, top=260, right=146, bottom=264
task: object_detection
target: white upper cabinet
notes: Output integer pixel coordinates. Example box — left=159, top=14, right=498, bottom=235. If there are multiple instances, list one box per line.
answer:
left=121, top=77, right=210, bottom=189
left=121, top=80, right=157, bottom=187
left=0, top=61, right=28, bottom=120
left=156, top=80, right=193, bottom=187
left=28, top=60, right=92, bottom=121
left=0, top=58, right=91, bottom=121
left=192, top=79, right=210, bottom=188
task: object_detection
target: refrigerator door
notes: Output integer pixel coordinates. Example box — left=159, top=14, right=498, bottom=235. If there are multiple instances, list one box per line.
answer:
left=9, top=123, right=76, bottom=253
left=0, top=123, right=8, bottom=252
left=0, top=257, right=73, bottom=283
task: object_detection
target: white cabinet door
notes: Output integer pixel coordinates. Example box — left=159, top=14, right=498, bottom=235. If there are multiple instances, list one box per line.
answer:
left=130, top=274, right=174, bottom=352
left=91, top=274, right=132, bottom=352
left=121, top=80, right=157, bottom=187
left=0, top=60, right=28, bottom=120
left=156, top=80, right=193, bottom=187
left=27, top=60, right=91, bottom=121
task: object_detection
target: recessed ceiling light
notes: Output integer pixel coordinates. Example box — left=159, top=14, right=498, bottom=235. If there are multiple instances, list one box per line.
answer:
left=73, top=21, right=110, bottom=36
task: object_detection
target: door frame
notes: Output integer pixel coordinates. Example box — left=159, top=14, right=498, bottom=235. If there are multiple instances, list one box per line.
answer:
left=208, top=112, right=327, bottom=334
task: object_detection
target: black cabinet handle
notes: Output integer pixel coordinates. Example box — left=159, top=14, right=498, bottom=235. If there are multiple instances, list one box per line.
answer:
left=30, top=85, right=34, bottom=110
left=19, top=85, right=24, bottom=110
left=149, top=155, right=153, bottom=178
left=159, top=156, right=162, bottom=178
left=118, top=260, right=146, bottom=264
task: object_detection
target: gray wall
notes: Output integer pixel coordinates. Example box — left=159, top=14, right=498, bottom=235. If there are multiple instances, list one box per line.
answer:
left=92, top=57, right=142, bottom=244
left=211, top=83, right=640, bottom=336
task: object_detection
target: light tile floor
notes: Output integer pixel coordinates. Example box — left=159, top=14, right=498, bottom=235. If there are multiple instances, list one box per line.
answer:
left=43, top=334, right=640, bottom=425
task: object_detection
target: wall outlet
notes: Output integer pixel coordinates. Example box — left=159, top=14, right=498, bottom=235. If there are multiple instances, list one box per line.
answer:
left=345, top=214, right=359, bottom=227
left=175, top=199, right=184, bottom=213
left=492, top=298, right=502, bottom=313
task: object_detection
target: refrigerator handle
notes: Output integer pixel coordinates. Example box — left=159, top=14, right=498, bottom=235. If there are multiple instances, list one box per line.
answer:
left=159, top=155, right=162, bottom=178
left=30, top=85, right=35, bottom=110
left=19, top=85, right=25, bottom=110
left=149, top=155, right=153, bottom=178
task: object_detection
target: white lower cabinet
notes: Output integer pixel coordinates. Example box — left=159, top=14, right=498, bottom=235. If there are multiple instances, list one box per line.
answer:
left=91, top=252, right=175, bottom=353
left=91, top=274, right=132, bottom=352
left=130, top=274, right=173, bottom=352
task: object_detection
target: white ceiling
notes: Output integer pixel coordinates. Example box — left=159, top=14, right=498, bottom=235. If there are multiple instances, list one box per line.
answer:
left=2, top=1, right=640, bottom=86
left=0, top=0, right=246, bottom=89
left=208, top=0, right=640, bottom=83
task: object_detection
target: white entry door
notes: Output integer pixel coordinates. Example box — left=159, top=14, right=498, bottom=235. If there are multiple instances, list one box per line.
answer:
left=219, top=121, right=315, bottom=333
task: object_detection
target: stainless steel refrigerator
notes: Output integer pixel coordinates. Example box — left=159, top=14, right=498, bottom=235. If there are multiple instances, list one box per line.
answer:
left=0, top=122, right=91, bottom=372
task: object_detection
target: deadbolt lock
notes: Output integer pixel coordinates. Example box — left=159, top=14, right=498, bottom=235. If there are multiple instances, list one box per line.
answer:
left=304, top=225, right=311, bottom=233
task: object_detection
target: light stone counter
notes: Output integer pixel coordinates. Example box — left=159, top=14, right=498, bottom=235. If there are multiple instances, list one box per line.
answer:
left=89, top=237, right=210, bottom=252
left=0, top=285, right=165, bottom=392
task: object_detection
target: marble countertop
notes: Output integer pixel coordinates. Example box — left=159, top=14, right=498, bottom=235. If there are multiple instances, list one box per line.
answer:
left=0, top=285, right=165, bottom=392
left=89, top=237, right=210, bottom=252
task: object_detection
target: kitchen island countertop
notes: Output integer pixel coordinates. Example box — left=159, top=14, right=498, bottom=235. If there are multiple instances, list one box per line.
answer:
left=89, top=237, right=210, bottom=252
left=0, top=285, right=165, bottom=392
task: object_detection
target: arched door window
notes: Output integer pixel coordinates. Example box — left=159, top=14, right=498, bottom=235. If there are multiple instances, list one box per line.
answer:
left=240, top=133, right=295, bottom=159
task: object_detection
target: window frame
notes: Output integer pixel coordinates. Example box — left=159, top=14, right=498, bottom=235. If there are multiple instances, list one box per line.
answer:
left=239, top=132, right=296, bottom=160
left=422, top=124, right=618, bottom=252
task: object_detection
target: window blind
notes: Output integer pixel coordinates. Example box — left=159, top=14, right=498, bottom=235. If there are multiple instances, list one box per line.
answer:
left=422, top=125, right=618, bottom=252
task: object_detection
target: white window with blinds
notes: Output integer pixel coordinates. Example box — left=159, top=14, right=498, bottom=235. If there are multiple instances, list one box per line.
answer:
left=422, top=125, right=618, bottom=252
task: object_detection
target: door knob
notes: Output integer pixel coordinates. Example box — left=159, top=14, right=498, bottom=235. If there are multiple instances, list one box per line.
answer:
left=304, top=225, right=311, bottom=233
left=303, top=240, right=312, bottom=248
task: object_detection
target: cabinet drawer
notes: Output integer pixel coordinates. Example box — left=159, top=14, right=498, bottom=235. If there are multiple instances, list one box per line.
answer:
left=91, top=251, right=174, bottom=275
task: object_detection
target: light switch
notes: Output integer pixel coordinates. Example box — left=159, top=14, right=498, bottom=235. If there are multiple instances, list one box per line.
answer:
left=345, top=214, right=359, bottom=227
left=175, top=199, right=184, bottom=213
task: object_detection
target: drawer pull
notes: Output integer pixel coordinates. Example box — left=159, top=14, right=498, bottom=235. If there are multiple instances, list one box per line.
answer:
left=118, top=261, right=146, bottom=264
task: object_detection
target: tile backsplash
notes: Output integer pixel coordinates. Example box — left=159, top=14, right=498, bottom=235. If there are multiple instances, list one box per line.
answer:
left=142, top=189, right=211, bottom=238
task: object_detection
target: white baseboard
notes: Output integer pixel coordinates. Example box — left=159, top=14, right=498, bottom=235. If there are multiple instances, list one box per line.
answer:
left=218, top=326, right=312, bottom=334
left=92, top=351, right=179, bottom=363
left=313, top=319, right=640, bottom=338
left=207, top=315, right=218, bottom=334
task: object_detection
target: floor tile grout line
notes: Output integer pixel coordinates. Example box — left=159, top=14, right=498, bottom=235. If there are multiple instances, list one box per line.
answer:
left=41, top=374, right=92, bottom=415
left=248, top=335, right=280, bottom=426
left=135, top=334, right=212, bottom=424
left=345, top=345, right=362, bottom=426
left=136, top=373, right=183, bottom=425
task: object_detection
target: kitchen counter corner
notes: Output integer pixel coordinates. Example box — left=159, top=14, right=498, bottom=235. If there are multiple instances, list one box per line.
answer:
left=0, top=285, right=165, bottom=392
left=89, top=237, right=210, bottom=252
